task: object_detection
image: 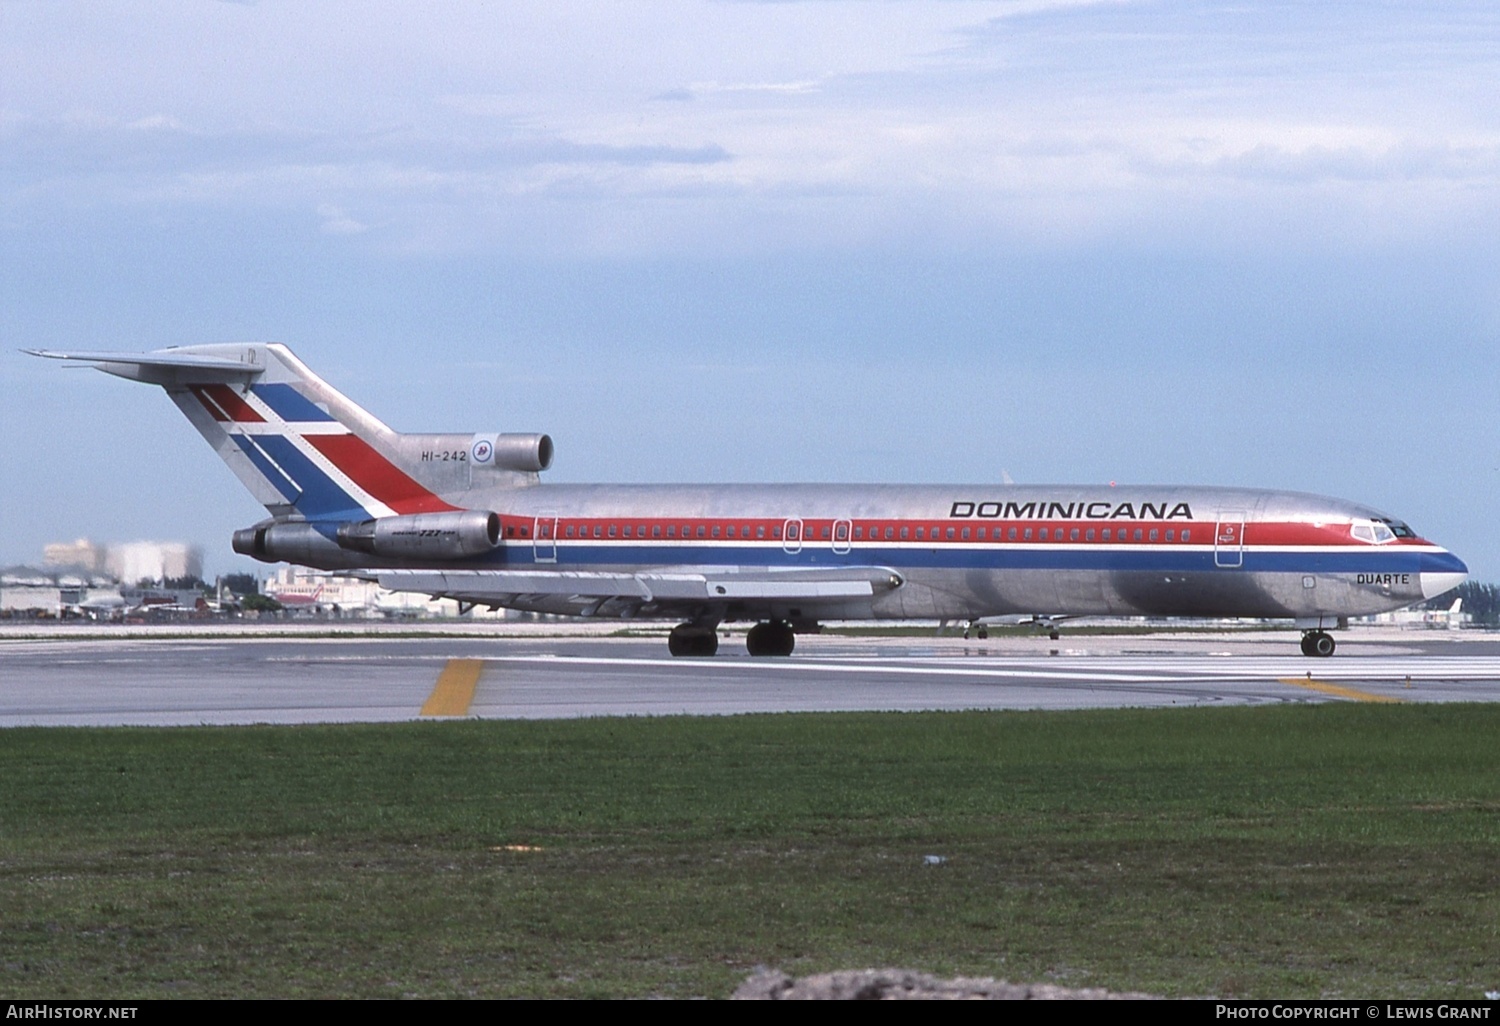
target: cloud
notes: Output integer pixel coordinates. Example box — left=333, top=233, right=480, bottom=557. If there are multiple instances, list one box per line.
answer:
left=3, top=1, right=1500, bottom=257
left=316, top=203, right=367, bottom=235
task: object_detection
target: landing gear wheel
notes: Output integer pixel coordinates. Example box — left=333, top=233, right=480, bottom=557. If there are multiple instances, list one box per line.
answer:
left=668, top=624, right=719, bottom=657
left=746, top=620, right=795, bottom=657
left=1301, top=631, right=1336, bottom=658
left=1049, top=629, right=1060, bottom=641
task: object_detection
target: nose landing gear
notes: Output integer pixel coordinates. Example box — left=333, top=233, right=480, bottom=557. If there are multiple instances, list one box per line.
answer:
left=1300, top=630, right=1336, bottom=657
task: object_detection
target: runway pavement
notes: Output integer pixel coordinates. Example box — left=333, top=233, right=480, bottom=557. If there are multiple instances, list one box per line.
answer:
left=5, top=624, right=1500, bottom=727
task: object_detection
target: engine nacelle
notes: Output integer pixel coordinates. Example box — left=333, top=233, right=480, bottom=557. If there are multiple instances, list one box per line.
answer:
left=232, top=521, right=346, bottom=564
left=474, top=433, right=554, bottom=473
left=334, top=510, right=502, bottom=560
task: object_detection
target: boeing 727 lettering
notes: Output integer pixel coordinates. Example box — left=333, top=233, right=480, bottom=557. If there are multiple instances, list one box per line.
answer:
left=30, top=343, right=1468, bottom=657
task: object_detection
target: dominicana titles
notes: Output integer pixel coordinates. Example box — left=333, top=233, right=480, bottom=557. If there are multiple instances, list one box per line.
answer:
left=950, top=500, right=1194, bottom=521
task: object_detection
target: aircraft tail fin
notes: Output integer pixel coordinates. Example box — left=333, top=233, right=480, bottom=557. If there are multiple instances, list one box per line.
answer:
left=28, top=343, right=551, bottom=522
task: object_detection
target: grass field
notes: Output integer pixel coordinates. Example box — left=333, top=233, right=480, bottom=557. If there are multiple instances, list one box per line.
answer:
left=1, top=704, right=1497, bottom=998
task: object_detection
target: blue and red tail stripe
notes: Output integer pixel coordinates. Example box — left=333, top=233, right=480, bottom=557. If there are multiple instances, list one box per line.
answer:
left=193, top=382, right=457, bottom=521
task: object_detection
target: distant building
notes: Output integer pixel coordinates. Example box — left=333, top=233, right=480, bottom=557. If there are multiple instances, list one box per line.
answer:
left=264, top=565, right=513, bottom=619
left=1, top=566, right=123, bottom=617
left=104, top=541, right=203, bottom=585
left=41, top=538, right=204, bottom=586
left=43, top=538, right=106, bottom=572
left=1367, top=597, right=1470, bottom=630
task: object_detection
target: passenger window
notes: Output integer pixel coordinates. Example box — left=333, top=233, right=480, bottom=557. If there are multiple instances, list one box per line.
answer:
left=711, top=525, right=721, bottom=538
left=565, top=525, right=576, bottom=538
left=961, top=527, right=970, bottom=541
left=900, top=527, right=910, bottom=540
left=1149, top=529, right=1158, bottom=542
left=1181, top=529, right=1190, bottom=542
left=976, top=527, right=986, bottom=540
left=1023, top=528, right=1033, bottom=541
left=638, top=525, right=646, bottom=537
left=1133, top=529, right=1143, bottom=542
left=915, top=527, right=925, bottom=540
left=667, top=525, right=676, bottom=538
left=1102, top=528, right=1111, bottom=541
left=1039, top=528, right=1049, bottom=541
left=608, top=525, right=617, bottom=538
left=1166, top=529, right=1174, bottom=542
left=821, top=526, right=830, bottom=539
left=1008, top=528, right=1017, bottom=541
left=622, top=525, right=632, bottom=538
left=1070, top=528, right=1079, bottom=541
left=593, top=526, right=602, bottom=539
left=757, top=526, right=766, bottom=539
left=696, top=526, right=706, bottom=539
left=652, top=526, right=662, bottom=538
left=773, top=527, right=782, bottom=539
left=885, top=526, right=895, bottom=540
left=1086, top=529, right=1095, bottom=541
left=726, top=525, right=736, bottom=538
left=946, top=527, right=956, bottom=540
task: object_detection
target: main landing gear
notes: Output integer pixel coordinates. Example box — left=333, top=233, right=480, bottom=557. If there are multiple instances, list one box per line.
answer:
left=746, top=620, right=795, bottom=657
left=667, top=620, right=797, bottom=657
left=668, top=623, right=719, bottom=657
left=1300, top=630, right=1336, bottom=658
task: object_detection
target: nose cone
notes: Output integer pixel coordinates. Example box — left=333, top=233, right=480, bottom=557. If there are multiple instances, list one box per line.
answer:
left=1419, top=549, right=1469, bottom=600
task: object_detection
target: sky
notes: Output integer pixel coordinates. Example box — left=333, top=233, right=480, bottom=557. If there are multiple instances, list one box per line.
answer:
left=3, top=0, right=1499, bottom=579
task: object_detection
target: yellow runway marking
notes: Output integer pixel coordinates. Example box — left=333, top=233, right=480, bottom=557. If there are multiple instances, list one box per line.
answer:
left=421, top=658, right=484, bottom=717
left=1277, top=677, right=1404, bottom=704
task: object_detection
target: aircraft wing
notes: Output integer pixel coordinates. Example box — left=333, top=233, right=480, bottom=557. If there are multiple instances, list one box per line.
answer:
left=364, top=565, right=903, bottom=609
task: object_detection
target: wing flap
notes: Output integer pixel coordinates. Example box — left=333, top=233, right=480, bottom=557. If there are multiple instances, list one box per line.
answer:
left=366, top=566, right=902, bottom=605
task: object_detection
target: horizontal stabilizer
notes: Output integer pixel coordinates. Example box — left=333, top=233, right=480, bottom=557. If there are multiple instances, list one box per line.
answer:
left=25, top=348, right=265, bottom=382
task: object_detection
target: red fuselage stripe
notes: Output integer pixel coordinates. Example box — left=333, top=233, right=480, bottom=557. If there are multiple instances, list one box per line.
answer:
left=493, top=514, right=1434, bottom=548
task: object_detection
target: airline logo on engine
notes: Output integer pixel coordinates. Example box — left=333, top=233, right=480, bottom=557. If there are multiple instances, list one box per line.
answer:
left=471, top=439, right=494, bottom=464
left=950, top=500, right=1194, bottom=521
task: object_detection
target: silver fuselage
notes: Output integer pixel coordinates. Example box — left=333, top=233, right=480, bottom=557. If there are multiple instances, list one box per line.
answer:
left=286, top=481, right=1466, bottom=625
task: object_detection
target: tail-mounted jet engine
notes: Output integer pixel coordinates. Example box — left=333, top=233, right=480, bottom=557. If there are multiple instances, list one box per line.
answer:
left=335, top=510, right=502, bottom=559
left=233, top=510, right=502, bottom=563
left=484, top=433, right=553, bottom=473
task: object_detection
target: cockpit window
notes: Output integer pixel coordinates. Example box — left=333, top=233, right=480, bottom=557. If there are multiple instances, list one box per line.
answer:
left=1353, top=519, right=1402, bottom=544
left=1376, top=517, right=1415, bottom=539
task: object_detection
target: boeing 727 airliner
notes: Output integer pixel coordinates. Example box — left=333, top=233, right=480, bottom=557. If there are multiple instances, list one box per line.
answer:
left=30, top=343, right=1468, bottom=657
